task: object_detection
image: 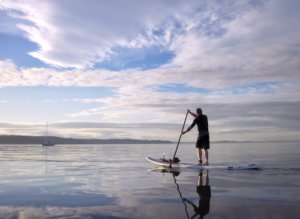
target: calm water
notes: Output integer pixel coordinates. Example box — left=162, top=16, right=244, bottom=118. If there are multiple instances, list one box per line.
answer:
left=0, top=142, right=299, bottom=219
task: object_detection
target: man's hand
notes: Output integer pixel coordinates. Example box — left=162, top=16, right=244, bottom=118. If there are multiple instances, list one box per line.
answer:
left=188, top=109, right=198, bottom=118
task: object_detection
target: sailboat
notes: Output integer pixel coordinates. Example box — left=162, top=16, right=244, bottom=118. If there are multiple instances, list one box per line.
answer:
left=42, top=122, right=55, bottom=146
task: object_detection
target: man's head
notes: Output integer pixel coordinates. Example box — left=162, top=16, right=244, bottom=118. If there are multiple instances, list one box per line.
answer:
left=196, top=108, right=202, bottom=115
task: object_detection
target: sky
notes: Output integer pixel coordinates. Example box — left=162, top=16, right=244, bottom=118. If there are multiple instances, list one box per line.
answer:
left=0, top=0, right=299, bottom=142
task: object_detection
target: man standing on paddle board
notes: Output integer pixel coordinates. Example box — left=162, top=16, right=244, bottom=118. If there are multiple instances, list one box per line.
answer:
left=181, top=108, right=210, bottom=165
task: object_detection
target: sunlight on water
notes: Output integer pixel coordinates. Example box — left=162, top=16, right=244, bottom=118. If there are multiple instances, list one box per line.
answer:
left=0, top=142, right=299, bottom=218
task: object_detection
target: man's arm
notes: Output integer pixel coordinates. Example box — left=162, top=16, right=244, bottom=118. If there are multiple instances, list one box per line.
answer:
left=188, top=109, right=198, bottom=118
left=182, top=125, right=193, bottom=135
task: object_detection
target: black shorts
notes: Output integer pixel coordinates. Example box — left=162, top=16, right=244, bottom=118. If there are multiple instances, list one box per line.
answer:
left=196, top=134, right=210, bottom=149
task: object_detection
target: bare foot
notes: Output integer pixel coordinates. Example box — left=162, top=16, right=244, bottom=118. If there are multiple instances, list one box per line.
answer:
left=204, top=162, right=209, bottom=166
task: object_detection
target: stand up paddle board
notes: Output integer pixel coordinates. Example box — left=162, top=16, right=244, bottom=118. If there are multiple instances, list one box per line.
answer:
left=146, top=157, right=262, bottom=170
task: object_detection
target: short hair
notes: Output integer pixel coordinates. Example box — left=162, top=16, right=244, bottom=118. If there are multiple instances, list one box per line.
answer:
left=196, top=108, right=202, bottom=115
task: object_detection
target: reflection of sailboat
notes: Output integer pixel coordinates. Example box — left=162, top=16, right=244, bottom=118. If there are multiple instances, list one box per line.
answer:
left=42, top=122, right=55, bottom=146
left=42, top=145, right=50, bottom=195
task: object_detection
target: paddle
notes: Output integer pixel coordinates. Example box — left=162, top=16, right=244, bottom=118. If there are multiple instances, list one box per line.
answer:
left=169, top=110, right=189, bottom=167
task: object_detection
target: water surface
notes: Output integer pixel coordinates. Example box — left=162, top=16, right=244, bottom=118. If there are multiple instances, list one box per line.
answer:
left=0, top=142, right=299, bottom=218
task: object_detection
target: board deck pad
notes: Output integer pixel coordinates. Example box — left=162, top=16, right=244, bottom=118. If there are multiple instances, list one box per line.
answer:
left=145, top=156, right=262, bottom=170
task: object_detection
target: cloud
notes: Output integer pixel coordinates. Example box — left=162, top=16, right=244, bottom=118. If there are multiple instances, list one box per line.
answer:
left=1, top=0, right=299, bottom=83
left=1, top=58, right=300, bottom=141
left=168, top=0, right=300, bottom=88
left=0, top=1, right=299, bottom=141
left=0, top=121, right=182, bottom=140
left=3, top=0, right=298, bottom=74
left=0, top=0, right=199, bottom=68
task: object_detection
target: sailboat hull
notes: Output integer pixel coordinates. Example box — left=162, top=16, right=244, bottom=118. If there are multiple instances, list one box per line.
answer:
left=42, top=143, right=55, bottom=146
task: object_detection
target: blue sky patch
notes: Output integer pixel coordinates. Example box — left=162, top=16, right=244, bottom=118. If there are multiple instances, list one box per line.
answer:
left=0, top=33, right=46, bottom=68
left=94, top=45, right=175, bottom=71
left=0, top=86, right=116, bottom=102
left=156, top=84, right=211, bottom=94
left=155, top=81, right=295, bottom=95
left=0, top=86, right=116, bottom=121
left=227, top=81, right=281, bottom=95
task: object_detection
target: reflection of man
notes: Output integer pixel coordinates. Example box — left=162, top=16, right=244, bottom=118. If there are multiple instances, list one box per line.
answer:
left=184, top=171, right=211, bottom=219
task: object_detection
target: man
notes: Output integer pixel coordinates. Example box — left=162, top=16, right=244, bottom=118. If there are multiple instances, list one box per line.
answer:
left=182, top=108, right=210, bottom=165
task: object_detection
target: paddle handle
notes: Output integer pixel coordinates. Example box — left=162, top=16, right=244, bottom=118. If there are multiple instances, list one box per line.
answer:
left=172, top=110, right=189, bottom=161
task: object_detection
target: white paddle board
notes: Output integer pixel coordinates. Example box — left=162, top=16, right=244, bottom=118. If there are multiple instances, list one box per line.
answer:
left=145, top=156, right=262, bottom=170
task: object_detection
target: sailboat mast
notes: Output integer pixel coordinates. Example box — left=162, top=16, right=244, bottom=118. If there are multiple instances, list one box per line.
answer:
left=42, top=121, right=55, bottom=146
left=45, top=121, right=48, bottom=137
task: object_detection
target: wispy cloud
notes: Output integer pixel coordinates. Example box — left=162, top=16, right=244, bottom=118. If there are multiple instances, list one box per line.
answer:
left=0, top=0, right=199, bottom=68
left=2, top=0, right=298, bottom=73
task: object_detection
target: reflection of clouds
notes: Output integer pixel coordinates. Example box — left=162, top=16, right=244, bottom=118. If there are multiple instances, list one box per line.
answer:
left=0, top=203, right=188, bottom=219
left=0, top=173, right=188, bottom=219
left=0, top=197, right=298, bottom=219
left=0, top=144, right=188, bottom=218
left=0, top=145, right=161, bottom=207
left=0, top=205, right=141, bottom=219
left=1, top=144, right=298, bottom=218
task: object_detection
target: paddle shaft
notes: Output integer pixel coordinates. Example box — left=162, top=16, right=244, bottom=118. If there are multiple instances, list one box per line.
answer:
left=170, top=111, right=189, bottom=167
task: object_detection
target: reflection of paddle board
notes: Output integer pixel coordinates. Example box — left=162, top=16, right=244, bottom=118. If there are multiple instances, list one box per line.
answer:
left=145, top=157, right=262, bottom=170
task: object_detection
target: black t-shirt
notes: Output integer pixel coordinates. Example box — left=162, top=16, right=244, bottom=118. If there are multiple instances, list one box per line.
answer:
left=191, top=115, right=209, bottom=133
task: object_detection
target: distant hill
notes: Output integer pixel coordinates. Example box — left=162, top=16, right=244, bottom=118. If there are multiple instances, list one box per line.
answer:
left=0, top=135, right=172, bottom=144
